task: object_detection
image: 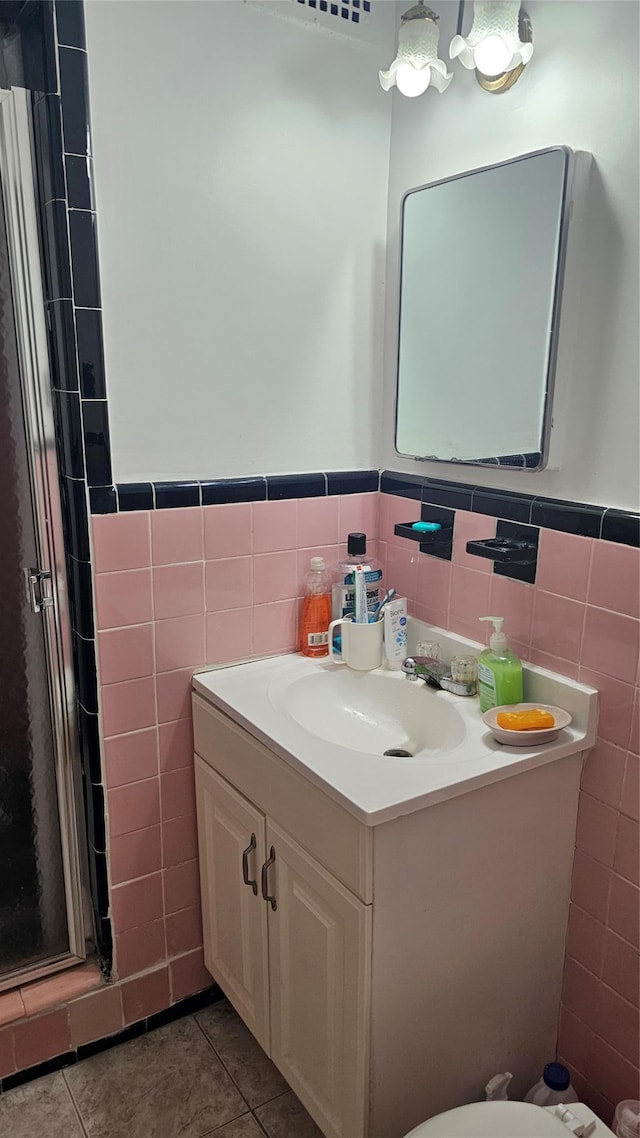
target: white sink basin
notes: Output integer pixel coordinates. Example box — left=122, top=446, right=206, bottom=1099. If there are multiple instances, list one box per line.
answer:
left=268, top=666, right=467, bottom=758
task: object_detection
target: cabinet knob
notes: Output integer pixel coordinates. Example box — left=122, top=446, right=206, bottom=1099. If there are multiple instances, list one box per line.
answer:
left=242, top=833, right=258, bottom=895
left=261, top=846, right=277, bottom=911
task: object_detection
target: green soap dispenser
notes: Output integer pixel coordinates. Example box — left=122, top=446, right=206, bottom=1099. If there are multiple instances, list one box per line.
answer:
left=477, top=616, right=523, bottom=712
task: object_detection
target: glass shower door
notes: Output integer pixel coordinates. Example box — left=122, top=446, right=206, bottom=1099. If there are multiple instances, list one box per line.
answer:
left=0, top=88, right=86, bottom=987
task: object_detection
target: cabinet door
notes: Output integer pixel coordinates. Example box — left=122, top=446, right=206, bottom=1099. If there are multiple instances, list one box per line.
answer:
left=195, top=757, right=270, bottom=1051
left=266, top=821, right=371, bottom=1138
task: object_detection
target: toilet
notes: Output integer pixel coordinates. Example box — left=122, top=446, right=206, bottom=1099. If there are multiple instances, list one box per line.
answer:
left=403, top=1099, right=617, bottom=1136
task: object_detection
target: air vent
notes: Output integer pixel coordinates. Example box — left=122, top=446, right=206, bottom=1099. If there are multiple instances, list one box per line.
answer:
left=249, top=0, right=394, bottom=47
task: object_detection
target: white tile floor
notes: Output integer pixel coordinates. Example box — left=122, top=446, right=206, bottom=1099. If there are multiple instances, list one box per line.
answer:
left=0, top=999, right=323, bottom=1138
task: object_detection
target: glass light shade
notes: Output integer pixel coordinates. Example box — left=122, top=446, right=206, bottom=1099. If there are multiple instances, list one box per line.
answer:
left=380, top=15, right=452, bottom=96
left=449, top=0, right=533, bottom=75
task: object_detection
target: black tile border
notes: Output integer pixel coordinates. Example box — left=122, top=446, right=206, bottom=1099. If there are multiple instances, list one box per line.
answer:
left=381, top=471, right=639, bottom=549
left=0, top=984, right=224, bottom=1094
left=91, top=472, right=382, bottom=513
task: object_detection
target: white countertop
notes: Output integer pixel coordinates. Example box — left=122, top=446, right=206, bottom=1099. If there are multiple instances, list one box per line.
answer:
left=192, top=624, right=598, bottom=826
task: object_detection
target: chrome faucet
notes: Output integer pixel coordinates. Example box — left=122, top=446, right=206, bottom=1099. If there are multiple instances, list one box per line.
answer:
left=402, top=656, right=477, bottom=697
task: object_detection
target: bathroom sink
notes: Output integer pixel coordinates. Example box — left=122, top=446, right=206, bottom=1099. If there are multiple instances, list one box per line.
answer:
left=267, top=666, right=467, bottom=758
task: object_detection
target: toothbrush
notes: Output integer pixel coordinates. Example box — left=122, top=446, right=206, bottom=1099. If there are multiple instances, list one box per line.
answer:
left=374, top=588, right=397, bottom=621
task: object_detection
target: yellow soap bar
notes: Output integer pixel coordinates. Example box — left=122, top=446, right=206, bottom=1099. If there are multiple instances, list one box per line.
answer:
left=496, top=709, right=556, bottom=731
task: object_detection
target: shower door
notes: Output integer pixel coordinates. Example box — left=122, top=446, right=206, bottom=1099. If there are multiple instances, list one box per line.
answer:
left=0, top=87, right=87, bottom=989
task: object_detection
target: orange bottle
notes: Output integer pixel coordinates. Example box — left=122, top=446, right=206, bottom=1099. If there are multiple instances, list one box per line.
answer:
left=299, top=557, right=332, bottom=657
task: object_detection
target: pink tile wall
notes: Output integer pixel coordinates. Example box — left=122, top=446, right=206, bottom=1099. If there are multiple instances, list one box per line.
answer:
left=91, top=493, right=379, bottom=990
left=379, top=496, right=640, bottom=1122
left=89, top=491, right=638, bottom=1120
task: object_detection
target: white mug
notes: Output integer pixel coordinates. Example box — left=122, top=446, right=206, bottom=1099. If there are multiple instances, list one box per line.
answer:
left=328, top=616, right=383, bottom=671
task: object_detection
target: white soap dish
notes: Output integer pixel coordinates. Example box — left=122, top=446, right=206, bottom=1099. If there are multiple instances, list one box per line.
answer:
left=483, top=703, right=572, bottom=746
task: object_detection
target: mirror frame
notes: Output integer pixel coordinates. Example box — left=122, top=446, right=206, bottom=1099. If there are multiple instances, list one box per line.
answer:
left=394, top=146, right=588, bottom=473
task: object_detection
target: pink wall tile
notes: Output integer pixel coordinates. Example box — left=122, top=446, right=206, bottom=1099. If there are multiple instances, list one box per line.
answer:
left=104, top=728, right=159, bottom=789
left=164, top=859, right=201, bottom=916
left=69, top=985, right=123, bottom=1048
left=562, top=957, right=602, bottom=1023
left=602, top=929, right=639, bottom=1006
left=13, top=1009, right=70, bottom=1069
left=581, top=607, right=640, bottom=683
left=578, top=667, right=635, bottom=749
left=575, top=793, right=619, bottom=867
left=557, top=1005, right=594, bottom=1079
left=205, top=608, right=253, bottom=665
left=93, top=513, right=150, bottom=573
left=0, top=990, right=24, bottom=1028
left=379, top=493, right=415, bottom=545
left=154, top=614, right=205, bottom=672
left=101, top=677, right=156, bottom=737
left=415, top=557, right=452, bottom=630
left=608, top=874, right=639, bottom=947
left=536, top=529, right=593, bottom=601
left=580, top=740, right=626, bottom=810
left=621, top=753, right=639, bottom=821
left=453, top=511, right=494, bottom=573
left=531, top=590, right=585, bottom=662
left=594, top=981, right=639, bottom=1063
left=630, top=689, right=639, bottom=756
left=338, top=493, right=379, bottom=542
left=204, top=503, right=252, bottom=559
left=385, top=542, right=419, bottom=606
left=614, top=815, right=639, bottom=885
left=116, top=918, right=166, bottom=978
left=21, top=963, right=100, bottom=1018
left=253, top=551, right=298, bottom=605
left=98, top=624, right=154, bottom=685
left=109, top=778, right=160, bottom=838
left=111, top=872, right=164, bottom=934
left=170, top=949, right=212, bottom=1003
left=95, top=569, right=153, bottom=630
left=253, top=499, right=297, bottom=553
left=121, top=966, right=170, bottom=1024
left=162, top=814, right=199, bottom=868
left=297, top=496, right=340, bottom=549
left=588, top=1035, right=640, bottom=1111
left=449, top=564, right=491, bottom=642
left=161, top=766, right=196, bottom=822
left=528, top=650, right=580, bottom=680
left=589, top=541, right=640, bottom=619
left=570, top=850, right=612, bottom=922
left=253, top=599, right=298, bottom=656
left=565, top=904, right=606, bottom=976
left=158, top=718, right=194, bottom=773
left=489, top=575, right=534, bottom=648
left=156, top=668, right=193, bottom=723
left=153, top=562, right=204, bottom=621
left=166, top=905, right=203, bottom=957
left=109, top=824, right=161, bottom=886
left=295, top=546, right=339, bottom=597
left=205, top=557, right=252, bottom=611
left=151, top=508, right=203, bottom=565
left=0, top=1027, right=15, bottom=1077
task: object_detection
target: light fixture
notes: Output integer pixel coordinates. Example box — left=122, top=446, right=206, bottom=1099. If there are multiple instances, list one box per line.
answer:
left=379, top=2, right=452, bottom=99
left=449, top=0, right=533, bottom=93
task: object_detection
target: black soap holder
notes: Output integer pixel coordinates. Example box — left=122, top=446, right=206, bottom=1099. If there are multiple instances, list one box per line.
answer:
left=394, top=505, right=455, bottom=561
left=466, top=520, right=540, bottom=584
left=465, top=537, right=537, bottom=564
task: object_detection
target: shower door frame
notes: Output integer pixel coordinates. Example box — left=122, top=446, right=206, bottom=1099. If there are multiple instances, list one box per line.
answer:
left=0, top=86, right=88, bottom=991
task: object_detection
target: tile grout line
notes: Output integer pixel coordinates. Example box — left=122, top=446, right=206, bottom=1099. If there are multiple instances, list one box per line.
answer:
left=60, top=1068, right=91, bottom=1138
left=191, top=1013, right=252, bottom=1117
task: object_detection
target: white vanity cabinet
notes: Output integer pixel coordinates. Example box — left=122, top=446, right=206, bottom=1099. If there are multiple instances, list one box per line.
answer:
left=193, top=687, right=587, bottom=1138
left=194, top=696, right=372, bottom=1138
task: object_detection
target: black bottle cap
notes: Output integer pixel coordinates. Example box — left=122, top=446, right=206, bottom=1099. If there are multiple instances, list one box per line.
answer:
left=347, top=532, right=366, bottom=556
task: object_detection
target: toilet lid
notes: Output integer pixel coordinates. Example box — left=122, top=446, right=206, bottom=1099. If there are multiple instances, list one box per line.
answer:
left=405, top=1100, right=575, bottom=1137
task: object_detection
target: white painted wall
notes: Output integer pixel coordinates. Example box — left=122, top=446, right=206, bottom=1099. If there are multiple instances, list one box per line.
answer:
left=382, top=0, right=640, bottom=511
left=84, top=0, right=394, bottom=483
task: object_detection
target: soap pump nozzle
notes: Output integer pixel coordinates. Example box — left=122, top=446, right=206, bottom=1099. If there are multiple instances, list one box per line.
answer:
left=479, top=615, right=508, bottom=653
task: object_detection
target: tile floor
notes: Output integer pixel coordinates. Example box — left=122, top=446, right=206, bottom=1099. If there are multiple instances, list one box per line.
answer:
left=0, top=999, right=323, bottom=1138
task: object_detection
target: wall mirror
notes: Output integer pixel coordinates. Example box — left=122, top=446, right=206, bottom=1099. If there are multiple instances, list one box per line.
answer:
left=395, top=147, right=586, bottom=471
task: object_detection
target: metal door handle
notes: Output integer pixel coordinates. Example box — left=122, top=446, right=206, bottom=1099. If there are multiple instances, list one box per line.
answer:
left=242, top=832, right=258, bottom=895
left=23, top=567, right=53, bottom=613
left=261, top=846, right=277, bottom=911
